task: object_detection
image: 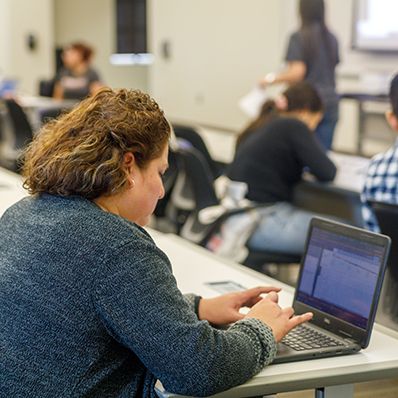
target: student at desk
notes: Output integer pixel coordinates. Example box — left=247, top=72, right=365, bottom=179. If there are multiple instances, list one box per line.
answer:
left=227, top=82, right=336, bottom=256
left=361, top=73, right=398, bottom=233
left=0, top=87, right=312, bottom=397
left=53, top=42, right=103, bottom=100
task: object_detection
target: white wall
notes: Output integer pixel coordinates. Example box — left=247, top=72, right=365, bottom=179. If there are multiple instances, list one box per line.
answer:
left=0, top=0, right=11, bottom=76
left=53, top=0, right=149, bottom=92
left=1, top=0, right=396, bottom=154
left=0, top=0, right=54, bottom=95
left=148, top=0, right=290, bottom=131
left=148, top=0, right=398, bottom=153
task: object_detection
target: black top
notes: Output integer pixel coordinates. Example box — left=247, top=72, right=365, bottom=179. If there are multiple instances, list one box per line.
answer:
left=227, top=116, right=337, bottom=203
left=286, top=24, right=339, bottom=109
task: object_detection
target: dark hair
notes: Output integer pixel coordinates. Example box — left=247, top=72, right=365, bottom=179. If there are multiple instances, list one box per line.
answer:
left=67, top=42, right=93, bottom=62
left=21, top=87, right=171, bottom=199
left=299, top=0, right=338, bottom=67
left=236, top=81, right=324, bottom=147
left=390, top=74, right=398, bottom=118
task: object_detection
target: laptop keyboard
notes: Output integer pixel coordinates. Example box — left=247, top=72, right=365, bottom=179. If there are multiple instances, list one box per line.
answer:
left=281, top=324, right=345, bottom=351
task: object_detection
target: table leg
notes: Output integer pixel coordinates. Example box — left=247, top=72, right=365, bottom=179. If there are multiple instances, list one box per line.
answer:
left=315, top=384, right=354, bottom=398
left=357, top=101, right=365, bottom=156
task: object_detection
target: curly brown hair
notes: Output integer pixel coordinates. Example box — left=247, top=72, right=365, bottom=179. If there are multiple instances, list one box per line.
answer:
left=21, top=87, right=171, bottom=199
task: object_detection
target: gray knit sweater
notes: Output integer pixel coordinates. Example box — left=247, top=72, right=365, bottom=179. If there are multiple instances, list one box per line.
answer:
left=0, top=195, right=276, bottom=397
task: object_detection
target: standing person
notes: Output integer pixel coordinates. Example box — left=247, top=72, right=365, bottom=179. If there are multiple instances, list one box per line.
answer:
left=0, top=87, right=312, bottom=397
left=53, top=42, right=103, bottom=100
left=361, top=73, right=398, bottom=233
left=259, top=0, right=340, bottom=151
left=227, top=81, right=337, bottom=256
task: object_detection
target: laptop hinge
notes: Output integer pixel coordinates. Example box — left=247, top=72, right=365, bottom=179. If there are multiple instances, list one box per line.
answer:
left=339, top=330, right=356, bottom=344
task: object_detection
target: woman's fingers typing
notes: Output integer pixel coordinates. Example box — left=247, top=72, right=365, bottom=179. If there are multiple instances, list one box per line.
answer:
left=245, top=293, right=313, bottom=343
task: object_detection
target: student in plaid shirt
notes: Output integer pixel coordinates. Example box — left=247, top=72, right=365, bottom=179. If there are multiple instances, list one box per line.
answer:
left=361, top=73, right=398, bottom=233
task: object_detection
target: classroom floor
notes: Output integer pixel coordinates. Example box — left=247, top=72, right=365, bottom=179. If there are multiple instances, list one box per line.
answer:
left=276, top=377, right=398, bottom=397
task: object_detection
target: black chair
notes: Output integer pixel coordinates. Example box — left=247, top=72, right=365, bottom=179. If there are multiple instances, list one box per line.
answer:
left=0, top=98, right=34, bottom=172
left=170, top=146, right=301, bottom=274
left=162, top=147, right=218, bottom=234
left=153, top=149, right=183, bottom=219
left=39, top=78, right=55, bottom=97
left=39, top=108, right=65, bottom=125
left=368, top=199, right=398, bottom=331
left=172, top=124, right=225, bottom=179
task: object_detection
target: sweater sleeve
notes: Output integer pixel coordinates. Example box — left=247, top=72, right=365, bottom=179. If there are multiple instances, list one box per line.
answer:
left=183, top=293, right=202, bottom=317
left=290, top=120, right=337, bottom=181
left=92, top=237, right=276, bottom=397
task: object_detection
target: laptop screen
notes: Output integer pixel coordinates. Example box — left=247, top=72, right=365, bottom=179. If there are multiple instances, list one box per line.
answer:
left=296, top=226, right=385, bottom=330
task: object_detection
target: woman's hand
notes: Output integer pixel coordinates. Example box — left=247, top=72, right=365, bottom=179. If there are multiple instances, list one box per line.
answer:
left=198, top=286, right=281, bottom=325
left=258, top=73, right=276, bottom=88
left=245, top=291, right=313, bottom=343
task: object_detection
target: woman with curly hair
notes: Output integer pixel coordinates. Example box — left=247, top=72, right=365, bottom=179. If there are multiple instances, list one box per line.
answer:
left=0, top=87, right=311, bottom=397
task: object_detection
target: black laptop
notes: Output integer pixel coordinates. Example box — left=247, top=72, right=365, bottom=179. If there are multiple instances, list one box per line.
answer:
left=273, top=217, right=391, bottom=364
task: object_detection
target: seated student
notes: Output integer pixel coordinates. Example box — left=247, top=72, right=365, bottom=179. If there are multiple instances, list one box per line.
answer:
left=53, top=42, right=103, bottom=100
left=361, top=73, right=398, bottom=233
left=227, top=81, right=337, bottom=255
left=0, top=87, right=312, bottom=397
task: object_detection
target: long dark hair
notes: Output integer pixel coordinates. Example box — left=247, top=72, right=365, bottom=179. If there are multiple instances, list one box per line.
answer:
left=236, top=81, right=324, bottom=147
left=299, top=0, right=337, bottom=67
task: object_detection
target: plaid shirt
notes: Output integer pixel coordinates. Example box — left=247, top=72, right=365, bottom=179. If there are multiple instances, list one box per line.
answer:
left=361, top=138, right=398, bottom=233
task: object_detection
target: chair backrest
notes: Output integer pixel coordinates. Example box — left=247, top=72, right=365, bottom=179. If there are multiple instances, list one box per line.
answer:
left=39, top=108, right=64, bottom=125
left=39, top=78, right=55, bottom=97
left=164, top=147, right=219, bottom=234
left=172, top=124, right=222, bottom=179
left=0, top=99, right=33, bottom=171
left=368, top=199, right=398, bottom=331
left=5, top=99, right=34, bottom=150
left=153, top=149, right=183, bottom=219
left=178, top=147, right=219, bottom=211
left=369, top=200, right=398, bottom=280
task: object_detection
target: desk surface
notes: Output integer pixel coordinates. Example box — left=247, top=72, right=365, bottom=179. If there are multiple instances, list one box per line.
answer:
left=300, top=151, right=370, bottom=194
left=17, top=95, right=78, bottom=110
left=293, top=152, right=370, bottom=227
left=327, top=151, right=370, bottom=193
left=151, top=233, right=398, bottom=398
left=15, top=95, right=78, bottom=132
left=340, top=93, right=389, bottom=103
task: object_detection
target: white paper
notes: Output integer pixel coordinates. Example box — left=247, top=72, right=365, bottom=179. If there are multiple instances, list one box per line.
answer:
left=238, top=86, right=268, bottom=118
left=204, top=281, right=247, bottom=294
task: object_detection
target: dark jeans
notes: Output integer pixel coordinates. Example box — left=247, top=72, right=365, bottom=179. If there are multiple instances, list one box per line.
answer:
left=314, top=106, right=339, bottom=151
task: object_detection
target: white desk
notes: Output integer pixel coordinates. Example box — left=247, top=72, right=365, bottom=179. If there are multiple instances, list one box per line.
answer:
left=327, top=152, right=370, bottom=193
left=17, top=96, right=78, bottom=131
left=151, top=233, right=398, bottom=398
left=294, top=152, right=370, bottom=227
left=0, top=167, right=28, bottom=217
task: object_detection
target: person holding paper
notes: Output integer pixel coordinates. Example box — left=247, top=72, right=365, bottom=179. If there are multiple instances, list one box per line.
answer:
left=259, top=0, right=339, bottom=151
